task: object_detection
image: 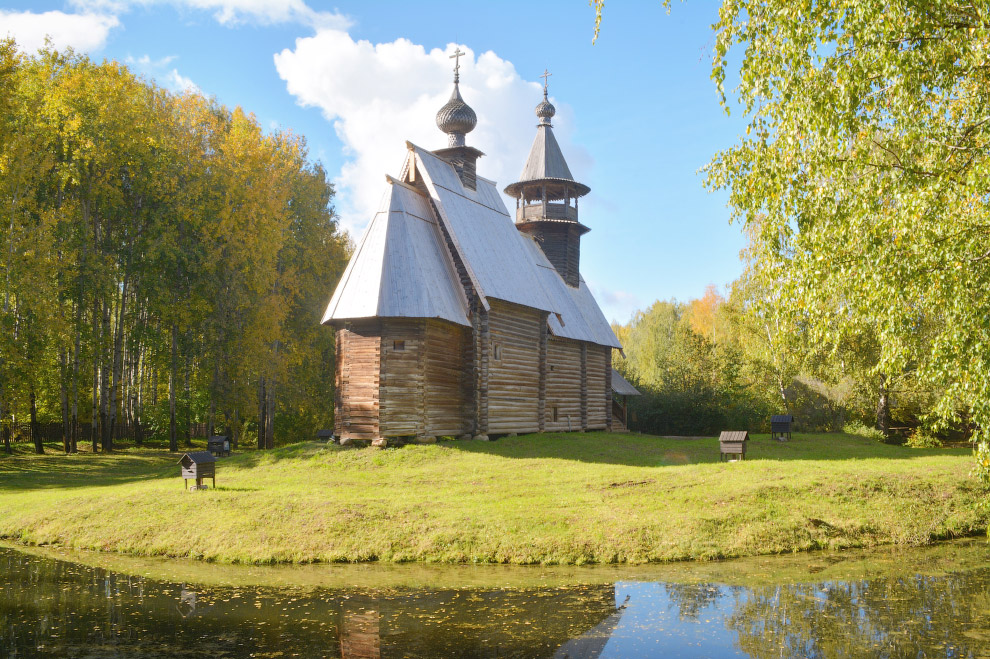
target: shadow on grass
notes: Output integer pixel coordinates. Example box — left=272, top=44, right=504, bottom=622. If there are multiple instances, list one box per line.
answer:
left=439, top=432, right=971, bottom=468
left=1, top=434, right=970, bottom=491
left=0, top=440, right=321, bottom=492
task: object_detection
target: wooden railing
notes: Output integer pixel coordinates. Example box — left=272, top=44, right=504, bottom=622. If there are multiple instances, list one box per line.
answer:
left=516, top=203, right=577, bottom=222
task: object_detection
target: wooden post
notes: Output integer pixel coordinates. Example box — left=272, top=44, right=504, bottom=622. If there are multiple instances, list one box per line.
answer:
left=580, top=343, right=588, bottom=431
left=538, top=312, right=548, bottom=432
left=605, top=350, right=613, bottom=432
left=417, top=321, right=427, bottom=439
left=478, top=309, right=489, bottom=437
left=334, top=328, right=343, bottom=439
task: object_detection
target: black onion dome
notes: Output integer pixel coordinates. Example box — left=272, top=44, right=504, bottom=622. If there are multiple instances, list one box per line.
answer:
left=436, top=83, right=477, bottom=141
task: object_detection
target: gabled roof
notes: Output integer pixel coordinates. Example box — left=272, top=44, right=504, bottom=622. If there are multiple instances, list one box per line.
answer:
left=409, top=143, right=561, bottom=314
left=322, top=177, right=470, bottom=327
left=323, top=140, right=621, bottom=351
left=178, top=451, right=216, bottom=465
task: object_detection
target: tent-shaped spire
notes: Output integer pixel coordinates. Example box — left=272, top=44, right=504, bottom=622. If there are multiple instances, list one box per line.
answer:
left=504, top=75, right=589, bottom=199
left=504, top=73, right=591, bottom=287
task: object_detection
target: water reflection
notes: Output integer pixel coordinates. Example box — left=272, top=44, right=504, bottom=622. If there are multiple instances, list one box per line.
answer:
left=2, top=544, right=989, bottom=657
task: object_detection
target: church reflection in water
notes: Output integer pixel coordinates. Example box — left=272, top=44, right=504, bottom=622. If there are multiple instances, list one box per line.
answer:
left=334, top=584, right=620, bottom=658
left=2, top=545, right=989, bottom=657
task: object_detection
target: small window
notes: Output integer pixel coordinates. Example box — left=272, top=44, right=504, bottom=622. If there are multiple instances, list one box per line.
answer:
left=393, top=340, right=405, bottom=351
left=492, top=343, right=501, bottom=360
left=552, top=406, right=559, bottom=423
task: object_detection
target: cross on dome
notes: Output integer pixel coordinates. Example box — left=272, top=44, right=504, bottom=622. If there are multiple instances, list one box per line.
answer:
left=450, top=47, right=465, bottom=82
left=539, top=68, right=552, bottom=95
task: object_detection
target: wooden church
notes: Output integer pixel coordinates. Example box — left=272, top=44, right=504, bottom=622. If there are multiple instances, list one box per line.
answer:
left=322, top=59, right=631, bottom=445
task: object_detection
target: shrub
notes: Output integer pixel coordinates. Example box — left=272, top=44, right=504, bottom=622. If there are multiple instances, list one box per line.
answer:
left=842, top=420, right=885, bottom=442
left=905, top=430, right=943, bottom=449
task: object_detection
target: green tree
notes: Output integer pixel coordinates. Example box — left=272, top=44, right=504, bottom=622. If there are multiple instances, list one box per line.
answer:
left=1, top=41, right=348, bottom=455
left=699, top=1, right=990, bottom=482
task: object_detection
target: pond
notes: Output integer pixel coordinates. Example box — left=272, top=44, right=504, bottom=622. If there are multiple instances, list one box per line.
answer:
left=2, top=540, right=989, bottom=657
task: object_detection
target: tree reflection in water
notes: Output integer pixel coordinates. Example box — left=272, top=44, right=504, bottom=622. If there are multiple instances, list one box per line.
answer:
left=664, top=582, right=725, bottom=621
left=724, top=572, right=990, bottom=658
left=2, top=545, right=989, bottom=657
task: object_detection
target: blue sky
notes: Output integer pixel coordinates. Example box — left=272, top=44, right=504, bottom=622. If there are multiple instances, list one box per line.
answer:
left=1, top=1, right=748, bottom=323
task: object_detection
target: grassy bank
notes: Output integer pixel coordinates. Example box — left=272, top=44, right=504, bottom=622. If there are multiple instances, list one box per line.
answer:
left=1, top=433, right=986, bottom=564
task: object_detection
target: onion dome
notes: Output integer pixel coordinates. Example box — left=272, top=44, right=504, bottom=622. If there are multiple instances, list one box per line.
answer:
left=503, top=73, right=590, bottom=200
left=436, top=82, right=477, bottom=147
left=535, top=90, right=555, bottom=126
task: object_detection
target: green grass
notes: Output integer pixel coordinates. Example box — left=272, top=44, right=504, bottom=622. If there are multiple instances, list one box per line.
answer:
left=1, top=432, right=986, bottom=565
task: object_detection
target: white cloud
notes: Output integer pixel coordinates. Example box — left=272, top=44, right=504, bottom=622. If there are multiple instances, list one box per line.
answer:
left=165, top=68, right=199, bottom=93
left=274, top=31, right=592, bottom=238
left=590, top=284, right=642, bottom=324
left=0, top=10, right=120, bottom=53
left=125, top=54, right=177, bottom=67
left=124, top=53, right=198, bottom=93
left=70, top=0, right=351, bottom=29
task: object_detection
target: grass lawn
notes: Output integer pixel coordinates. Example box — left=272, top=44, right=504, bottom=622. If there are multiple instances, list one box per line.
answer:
left=0, top=432, right=986, bottom=565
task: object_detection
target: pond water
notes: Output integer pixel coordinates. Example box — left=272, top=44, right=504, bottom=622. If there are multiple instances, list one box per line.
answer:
left=2, top=540, right=989, bottom=658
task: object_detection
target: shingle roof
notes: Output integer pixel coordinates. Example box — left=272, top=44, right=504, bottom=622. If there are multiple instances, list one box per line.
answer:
left=611, top=369, right=641, bottom=396
left=321, top=177, right=470, bottom=327
left=178, top=451, right=216, bottom=464
left=503, top=124, right=591, bottom=199
left=322, top=142, right=621, bottom=350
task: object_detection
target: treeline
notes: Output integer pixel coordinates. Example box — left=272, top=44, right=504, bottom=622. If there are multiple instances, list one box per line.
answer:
left=0, top=41, right=349, bottom=454
left=614, top=272, right=960, bottom=443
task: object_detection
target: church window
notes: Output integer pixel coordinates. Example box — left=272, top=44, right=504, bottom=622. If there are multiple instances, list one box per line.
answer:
left=393, top=340, right=405, bottom=351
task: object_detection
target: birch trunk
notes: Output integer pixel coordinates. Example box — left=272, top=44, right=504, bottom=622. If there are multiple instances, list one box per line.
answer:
left=60, top=349, right=70, bottom=454
left=169, top=323, right=177, bottom=452
left=0, top=398, right=8, bottom=454
left=71, top=303, right=80, bottom=453
left=30, top=389, right=42, bottom=454
left=92, top=302, right=100, bottom=452
left=258, top=377, right=266, bottom=450
left=99, top=301, right=111, bottom=452
left=107, top=269, right=129, bottom=451
left=265, top=377, right=275, bottom=450
left=184, top=348, right=191, bottom=447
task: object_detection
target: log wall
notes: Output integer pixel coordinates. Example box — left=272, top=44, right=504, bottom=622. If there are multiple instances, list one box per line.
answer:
left=486, top=300, right=541, bottom=434
left=379, top=319, right=425, bottom=437
left=333, top=309, right=613, bottom=439
left=335, top=321, right=382, bottom=440
left=545, top=337, right=583, bottom=432
left=424, top=319, right=471, bottom=436
left=586, top=344, right=609, bottom=430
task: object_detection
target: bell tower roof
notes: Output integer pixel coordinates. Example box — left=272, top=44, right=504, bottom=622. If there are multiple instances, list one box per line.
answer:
left=504, top=73, right=590, bottom=199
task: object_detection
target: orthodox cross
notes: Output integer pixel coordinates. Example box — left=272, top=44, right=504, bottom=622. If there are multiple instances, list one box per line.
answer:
left=540, top=68, right=552, bottom=94
left=450, top=47, right=465, bottom=81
